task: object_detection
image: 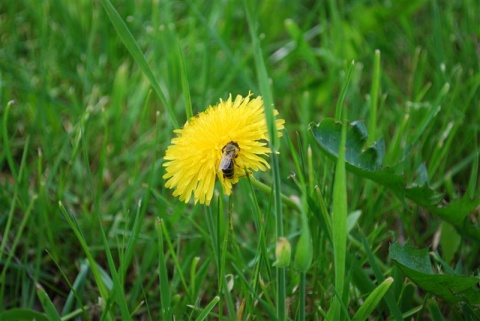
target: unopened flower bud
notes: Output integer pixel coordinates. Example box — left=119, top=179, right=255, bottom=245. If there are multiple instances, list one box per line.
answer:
left=294, top=222, right=313, bottom=272
left=273, top=237, right=291, bottom=267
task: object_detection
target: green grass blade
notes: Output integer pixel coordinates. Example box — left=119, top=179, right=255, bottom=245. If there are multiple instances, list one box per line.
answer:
left=428, top=299, right=445, bottom=321
left=194, top=296, right=220, bottom=321
left=36, top=285, right=62, bottom=321
left=244, top=2, right=286, bottom=320
left=99, top=0, right=179, bottom=128
left=156, top=219, right=172, bottom=321
left=467, top=130, right=478, bottom=199
left=409, top=83, right=450, bottom=147
left=176, top=39, right=193, bottom=120
left=327, top=68, right=351, bottom=320
left=367, top=50, right=381, bottom=145
left=335, top=61, right=355, bottom=121
left=58, top=202, right=111, bottom=315
left=97, top=215, right=132, bottom=321
left=0, top=308, right=49, bottom=321
left=360, top=233, right=403, bottom=321
left=118, top=199, right=145, bottom=284
left=62, top=259, right=89, bottom=316
left=351, top=277, right=394, bottom=321
left=161, top=217, right=191, bottom=301
left=1, top=101, right=17, bottom=178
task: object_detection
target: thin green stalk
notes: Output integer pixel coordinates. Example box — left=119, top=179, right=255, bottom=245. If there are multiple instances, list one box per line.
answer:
left=0, top=131, right=29, bottom=265
left=0, top=189, right=36, bottom=298
left=299, top=272, right=306, bottom=321
left=367, top=50, right=381, bottom=145
left=58, top=202, right=113, bottom=321
left=176, top=39, right=193, bottom=121
left=161, top=218, right=191, bottom=301
left=0, top=134, right=31, bottom=309
left=251, top=179, right=300, bottom=211
left=335, top=61, right=355, bottom=121
left=97, top=216, right=132, bottom=321
left=1, top=101, right=17, bottom=178
left=156, top=219, right=172, bottom=321
left=222, top=197, right=236, bottom=318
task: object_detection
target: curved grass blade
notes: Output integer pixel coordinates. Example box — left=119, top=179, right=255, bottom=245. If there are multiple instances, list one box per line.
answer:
left=352, top=277, right=394, bottom=321
left=194, top=296, right=220, bottom=321
left=36, top=284, right=62, bottom=321
left=100, top=0, right=178, bottom=128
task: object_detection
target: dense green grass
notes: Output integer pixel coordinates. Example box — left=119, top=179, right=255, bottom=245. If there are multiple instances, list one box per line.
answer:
left=1, top=0, right=479, bottom=320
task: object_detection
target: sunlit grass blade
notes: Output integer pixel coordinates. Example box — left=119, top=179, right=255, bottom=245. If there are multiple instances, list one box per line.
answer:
left=360, top=233, right=403, bottom=320
left=351, top=277, right=394, bottom=321
left=194, top=296, right=220, bottom=321
left=36, top=284, right=62, bottom=321
left=99, top=0, right=178, bottom=128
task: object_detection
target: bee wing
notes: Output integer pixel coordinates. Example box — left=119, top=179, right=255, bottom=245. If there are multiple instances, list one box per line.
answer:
left=219, top=154, right=233, bottom=171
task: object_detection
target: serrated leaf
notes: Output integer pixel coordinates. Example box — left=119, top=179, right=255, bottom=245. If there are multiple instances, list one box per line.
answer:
left=310, top=119, right=407, bottom=201
left=312, top=119, right=384, bottom=170
left=310, top=119, right=480, bottom=242
left=389, top=242, right=480, bottom=305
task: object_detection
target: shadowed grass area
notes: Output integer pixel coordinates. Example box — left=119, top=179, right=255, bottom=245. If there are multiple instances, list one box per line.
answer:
left=1, top=1, right=479, bottom=320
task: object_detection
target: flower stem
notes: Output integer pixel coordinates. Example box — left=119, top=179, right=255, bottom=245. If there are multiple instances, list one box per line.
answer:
left=299, top=272, right=306, bottom=321
left=251, top=179, right=300, bottom=211
left=244, top=1, right=286, bottom=318
left=271, top=151, right=286, bottom=320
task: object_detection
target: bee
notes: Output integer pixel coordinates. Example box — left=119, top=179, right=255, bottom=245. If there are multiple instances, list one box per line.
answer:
left=219, top=141, right=240, bottom=179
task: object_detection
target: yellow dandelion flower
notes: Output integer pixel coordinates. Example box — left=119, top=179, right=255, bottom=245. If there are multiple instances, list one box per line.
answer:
left=163, top=93, right=285, bottom=205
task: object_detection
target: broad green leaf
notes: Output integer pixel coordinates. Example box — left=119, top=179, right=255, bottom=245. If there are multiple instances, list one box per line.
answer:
left=310, top=119, right=480, bottom=241
left=389, top=242, right=480, bottom=305
left=440, top=222, right=461, bottom=264
left=426, top=195, right=480, bottom=242
left=310, top=119, right=406, bottom=200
